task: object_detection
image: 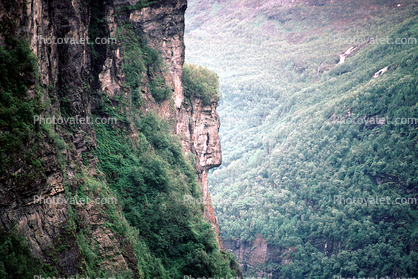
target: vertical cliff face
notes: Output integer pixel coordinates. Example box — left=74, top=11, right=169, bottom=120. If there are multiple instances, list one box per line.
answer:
left=99, top=0, right=225, bottom=249
left=0, top=0, right=95, bottom=275
left=224, top=236, right=288, bottom=278
left=0, top=0, right=226, bottom=276
left=186, top=97, right=224, bottom=249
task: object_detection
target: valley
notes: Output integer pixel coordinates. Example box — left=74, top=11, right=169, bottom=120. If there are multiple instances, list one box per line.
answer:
left=185, top=0, right=418, bottom=277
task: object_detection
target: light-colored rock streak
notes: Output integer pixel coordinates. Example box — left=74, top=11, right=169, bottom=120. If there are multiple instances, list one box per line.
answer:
left=373, top=66, right=389, bottom=78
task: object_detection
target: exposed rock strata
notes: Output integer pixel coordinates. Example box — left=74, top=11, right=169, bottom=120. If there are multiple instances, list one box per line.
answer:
left=225, top=235, right=341, bottom=277
left=0, top=0, right=226, bottom=275
left=101, top=0, right=225, bottom=249
left=0, top=0, right=94, bottom=275
left=224, top=235, right=286, bottom=278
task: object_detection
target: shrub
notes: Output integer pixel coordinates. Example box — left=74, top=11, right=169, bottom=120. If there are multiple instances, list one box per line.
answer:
left=182, top=63, right=220, bottom=106
left=0, top=227, right=51, bottom=278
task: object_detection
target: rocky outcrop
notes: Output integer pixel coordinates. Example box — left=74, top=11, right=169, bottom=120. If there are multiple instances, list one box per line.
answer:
left=128, top=1, right=187, bottom=109
left=224, top=235, right=284, bottom=278
left=373, top=66, right=389, bottom=78
left=336, top=39, right=370, bottom=65
left=225, top=235, right=341, bottom=278
left=185, top=97, right=224, bottom=249
left=0, top=0, right=226, bottom=276
left=101, top=0, right=225, bottom=249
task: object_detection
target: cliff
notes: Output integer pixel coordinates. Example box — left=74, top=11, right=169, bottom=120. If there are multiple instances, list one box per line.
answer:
left=224, top=236, right=297, bottom=278
left=224, top=236, right=280, bottom=278
left=103, top=0, right=226, bottom=250
left=0, top=0, right=229, bottom=276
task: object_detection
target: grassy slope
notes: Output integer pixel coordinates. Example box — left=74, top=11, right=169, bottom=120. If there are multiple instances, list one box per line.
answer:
left=185, top=0, right=418, bottom=277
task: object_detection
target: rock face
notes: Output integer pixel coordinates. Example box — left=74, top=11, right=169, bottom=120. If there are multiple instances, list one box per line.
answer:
left=0, top=0, right=96, bottom=275
left=133, top=0, right=225, bottom=250
left=0, top=0, right=225, bottom=275
left=186, top=98, right=224, bottom=249
left=224, top=235, right=288, bottom=278
left=99, top=0, right=225, bottom=249
left=224, top=234, right=340, bottom=277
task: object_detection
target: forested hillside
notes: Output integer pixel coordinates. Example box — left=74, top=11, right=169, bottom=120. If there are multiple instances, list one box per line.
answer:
left=185, top=0, right=418, bottom=277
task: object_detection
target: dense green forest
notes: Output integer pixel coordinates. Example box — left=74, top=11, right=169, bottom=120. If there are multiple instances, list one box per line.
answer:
left=185, top=0, right=418, bottom=278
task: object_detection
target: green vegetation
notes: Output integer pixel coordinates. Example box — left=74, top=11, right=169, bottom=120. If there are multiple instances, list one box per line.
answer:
left=0, top=4, right=237, bottom=278
left=186, top=0, right=418, bottom=278
left=0, top=39, right=58, bottom=195
left=117, top=23, right=172, bottom=103
left=0, top=227, right=51, bottom=278
left=93, top=110, right=239, bottom=278
left=182, top=63, right=220, bottom=105
left=0, top=40, right=39, bottom=156
left=89, top=12, right=238, bottom=277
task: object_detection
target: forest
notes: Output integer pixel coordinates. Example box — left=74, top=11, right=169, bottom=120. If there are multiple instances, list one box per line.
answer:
left=185, top=0, right=418, bottom=278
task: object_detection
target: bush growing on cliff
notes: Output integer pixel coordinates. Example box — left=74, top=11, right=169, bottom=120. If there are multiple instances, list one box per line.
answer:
left=182, top=63, right=220, bottom=106
left=0, top=227, right=51, bottom=278
left=0, top=40, right=39, bottom=152
left=117, top=23, right=172, bottom=104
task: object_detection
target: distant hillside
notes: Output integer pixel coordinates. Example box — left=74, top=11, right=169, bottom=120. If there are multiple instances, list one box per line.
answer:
left=185, top=0, right=418, bottom=277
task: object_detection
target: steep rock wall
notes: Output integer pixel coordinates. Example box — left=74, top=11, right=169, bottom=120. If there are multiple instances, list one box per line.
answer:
left=0, top=0, right=225, bottom=276
left=0, top=0, right=98, bottom=275
left=224, top=236, right=287, bottom=278
left=225, top=235, right=341, bottom=278
left=99, top=0, right=225, bottom=249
